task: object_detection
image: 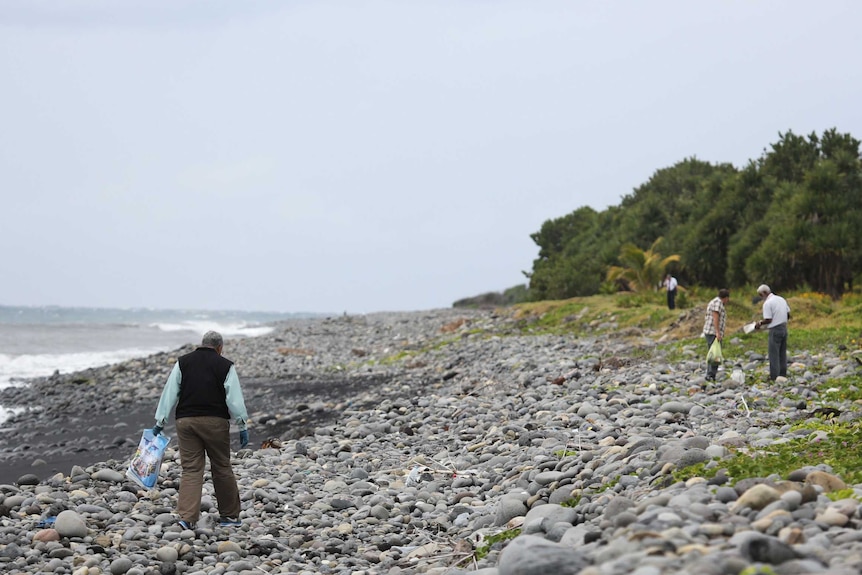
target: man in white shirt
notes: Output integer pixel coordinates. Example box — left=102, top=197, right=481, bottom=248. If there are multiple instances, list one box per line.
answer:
left=663, top=274, right=678, bottom=310
left=755, top=284, right=791, bottom=380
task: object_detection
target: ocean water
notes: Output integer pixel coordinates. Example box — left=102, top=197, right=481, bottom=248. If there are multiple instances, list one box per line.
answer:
left=0, top=305, right=317, bottom=423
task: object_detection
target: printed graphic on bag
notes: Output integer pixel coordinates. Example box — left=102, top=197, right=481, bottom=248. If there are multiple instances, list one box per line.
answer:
left=126, top=429, right=171, bottom=490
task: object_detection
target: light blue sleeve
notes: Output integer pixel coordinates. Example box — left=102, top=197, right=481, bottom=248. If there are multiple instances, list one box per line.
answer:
left=224, top=365, right=249, bottom=431
left=154, top=362, right=182, bottom=428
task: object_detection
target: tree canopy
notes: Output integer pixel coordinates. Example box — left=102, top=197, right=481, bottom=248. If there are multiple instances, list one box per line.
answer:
left=606, top=238, right=680, bottom=292
left=526, top=128, right=862, bottom=300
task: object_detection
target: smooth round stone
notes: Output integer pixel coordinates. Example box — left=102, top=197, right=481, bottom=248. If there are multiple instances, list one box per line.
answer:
left=110, top=557, right=134, bottom=574
left=715, top=487, right=738, bottom=503
left=33, top=529, right=60, bottom=542
left=705, top=445, right=727, bottom=458
left=156, top=546, right=179, bottom=562
left=93, top=469, right=125, bottom=483
left=55, top=510, right=88, bottom=538
left=217, top=541, right=242, bottom=554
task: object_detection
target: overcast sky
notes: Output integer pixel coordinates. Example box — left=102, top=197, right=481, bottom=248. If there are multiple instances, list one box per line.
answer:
left=2, top=1, right=860, bottom=314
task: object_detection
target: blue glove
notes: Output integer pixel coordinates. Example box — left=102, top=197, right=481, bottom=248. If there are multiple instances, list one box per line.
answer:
left=239, top=430, right=249, bottom=449
left=152, top=425, right=163, bottom=436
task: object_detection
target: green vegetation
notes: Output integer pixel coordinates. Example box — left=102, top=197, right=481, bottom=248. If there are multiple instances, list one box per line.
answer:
left=473, top=528, right=521, bottom=561
left=507, top=289, right=862, bottom=356
left=606, top=237, right=680, bottom=292
left=739, top=566, right=777, bottom=575
left=672, top=420, right=862, bottom=486
left=376, top=350, right=416, bottom=365
left=815, top=374, right=862, bottom=402
left=453, top=284, right=531, bottom=308
left=527, top=128, right=862, bottom=301
left=826, top=488, right=860, bottom=502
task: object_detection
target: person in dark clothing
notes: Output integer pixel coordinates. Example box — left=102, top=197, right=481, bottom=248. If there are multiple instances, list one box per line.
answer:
left=152, top=330, right=249, bottom=529
left=663, top=274, right=678, bottom=310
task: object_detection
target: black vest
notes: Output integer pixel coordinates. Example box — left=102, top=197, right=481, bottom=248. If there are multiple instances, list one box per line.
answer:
left=175, top=347, right=233, bottom=420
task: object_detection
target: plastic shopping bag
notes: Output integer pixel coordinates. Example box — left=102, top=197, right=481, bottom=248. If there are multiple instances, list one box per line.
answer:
left=126, top=429, right=171, bottom=490
left=706, top=339, right=724, bottom=364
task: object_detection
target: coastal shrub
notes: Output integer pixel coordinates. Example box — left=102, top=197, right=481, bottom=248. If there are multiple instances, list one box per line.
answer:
left=825, top=488, right=860, bottom=502
left=839, top=291, right=862, bottom=307
left=789, top=295, right=834, bottom=322
left=502, top=284, right=531, bottom=304
left=798, top=291, right=833, bottom=306
left=724, top=297, right=757, bottom=323
left=673, top=420, right=862, bottom=486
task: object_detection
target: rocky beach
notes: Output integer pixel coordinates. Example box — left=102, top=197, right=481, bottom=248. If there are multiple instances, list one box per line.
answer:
left=1, top=307, right=862, bottom=574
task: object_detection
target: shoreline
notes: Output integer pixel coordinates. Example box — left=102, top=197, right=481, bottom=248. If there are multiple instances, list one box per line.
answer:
left=0, top=310, right=443, bottom=485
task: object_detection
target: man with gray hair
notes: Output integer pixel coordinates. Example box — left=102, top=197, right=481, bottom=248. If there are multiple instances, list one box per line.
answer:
left=755, top=285, right=791, bottom=380
left=152, top=330, right=250, bottom=529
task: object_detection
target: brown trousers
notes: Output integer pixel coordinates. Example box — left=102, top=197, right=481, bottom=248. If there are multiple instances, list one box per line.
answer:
left=176, top=416, right=240, bottom=522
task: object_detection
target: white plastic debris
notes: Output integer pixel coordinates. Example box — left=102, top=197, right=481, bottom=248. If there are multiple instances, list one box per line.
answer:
left=405, top=465, right=422, bottom=487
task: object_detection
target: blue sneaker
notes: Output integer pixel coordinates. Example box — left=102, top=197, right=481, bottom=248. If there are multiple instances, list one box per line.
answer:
left=218, top=516, right=241, bottom=527
left=177, top=519, right=196, bottom=530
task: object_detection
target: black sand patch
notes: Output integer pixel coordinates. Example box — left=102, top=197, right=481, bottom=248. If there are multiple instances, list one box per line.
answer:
left=0, top=373, right=398, bottom=485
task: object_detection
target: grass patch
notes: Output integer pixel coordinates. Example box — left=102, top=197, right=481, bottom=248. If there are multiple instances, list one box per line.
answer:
left=673, top=420, right=862, bottom=486
left=511, top=294, right=683, bottom=337
left=815, top=374, right=862, bottom=403
left=791, top=326, right=862, bottom=354
left=509, top=289, right=862, bottom=343
left=375, top=350, right=417, bottom=365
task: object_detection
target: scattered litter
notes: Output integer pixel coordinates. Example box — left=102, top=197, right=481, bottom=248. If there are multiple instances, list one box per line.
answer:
left=405, top=465, right=422, bottom=487
left=739, top=395, right=751, bottom=417
left=36, top=516, right=56, bottom=529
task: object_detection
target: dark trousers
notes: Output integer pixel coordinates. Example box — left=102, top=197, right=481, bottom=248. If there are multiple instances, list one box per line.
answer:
left=176, top=416, right=241, bottom=523
left=768, top=323, right=788, bottom=380
left=667, top=289, right=676, bottom=310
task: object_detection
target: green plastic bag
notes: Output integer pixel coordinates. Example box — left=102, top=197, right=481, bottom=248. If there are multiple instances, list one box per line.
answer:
left=706, top=339, right=723, bottom=364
